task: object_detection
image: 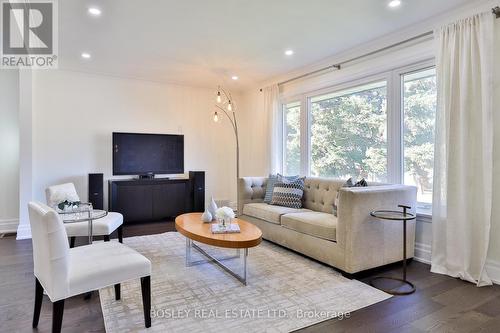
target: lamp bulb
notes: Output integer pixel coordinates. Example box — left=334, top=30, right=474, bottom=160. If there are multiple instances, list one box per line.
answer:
left=216, top=92, right=222, bottom=103
left=227, top=101, right=232, bottom=111
left=213, top=112, right=219, bottom=122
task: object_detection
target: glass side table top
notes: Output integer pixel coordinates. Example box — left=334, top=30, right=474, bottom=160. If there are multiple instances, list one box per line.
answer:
left=370, top=210, right=416, bottom=221
left=57, top=207, right=107, bottom=223
left=60, top=210, right=107, bottom=223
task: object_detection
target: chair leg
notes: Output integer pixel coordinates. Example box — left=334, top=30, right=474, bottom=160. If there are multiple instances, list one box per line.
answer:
left=33, top=278, right=44, bottom=328
left=69, top=237, right=75, bottom=248
left=104, top=235, right=110, bottom=242
left=52, top=299, right=65, bottom=333
left=141, top=276, right=151, bottom=328
left=114, top=283, right=121, bottom=300
left=118, top=225, right=123, bottom=243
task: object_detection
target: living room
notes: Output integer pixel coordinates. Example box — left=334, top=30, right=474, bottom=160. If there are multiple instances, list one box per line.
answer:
left=1, top=0, right=500, bottom=332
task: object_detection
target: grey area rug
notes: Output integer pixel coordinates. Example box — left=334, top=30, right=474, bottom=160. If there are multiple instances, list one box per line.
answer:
left=99, top=232, right=390, bottom=332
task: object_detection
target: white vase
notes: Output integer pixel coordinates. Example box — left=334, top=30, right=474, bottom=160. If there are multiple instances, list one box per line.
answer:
left=201, top=210, right=212, bottom=223
left=208, top=197, right=217, bottom=221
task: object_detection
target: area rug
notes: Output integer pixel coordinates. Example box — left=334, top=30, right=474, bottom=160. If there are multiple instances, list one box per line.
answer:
left=99, top=232, right=390, bottom=332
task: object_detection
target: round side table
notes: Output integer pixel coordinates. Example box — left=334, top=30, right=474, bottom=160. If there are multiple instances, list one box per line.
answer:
left=370, top=205, right=416, bottom=295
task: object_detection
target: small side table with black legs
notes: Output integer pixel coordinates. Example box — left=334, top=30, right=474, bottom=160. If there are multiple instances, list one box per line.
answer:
left=369, top=205, right=416, bottom=295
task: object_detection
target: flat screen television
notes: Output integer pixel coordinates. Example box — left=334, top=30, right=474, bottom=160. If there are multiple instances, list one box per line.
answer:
left=112, top=132, right=184, bottom=176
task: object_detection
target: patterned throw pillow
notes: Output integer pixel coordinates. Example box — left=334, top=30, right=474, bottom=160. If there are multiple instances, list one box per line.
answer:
left=333, top=178, right=368, bottom=216
left=264, top=174, right=301, bottom=203
left=270, top=178, right=305, bottom=209
left=264, top=174, right=278, bottom=203
left=277, top=173, right=301, bottom=183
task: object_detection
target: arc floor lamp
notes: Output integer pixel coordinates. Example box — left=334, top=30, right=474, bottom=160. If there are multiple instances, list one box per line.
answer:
left=213, top=86, right=240, bottom=210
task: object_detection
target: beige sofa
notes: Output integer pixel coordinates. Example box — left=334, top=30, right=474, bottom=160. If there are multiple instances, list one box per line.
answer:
left=238, top=177, right=417, bottom=275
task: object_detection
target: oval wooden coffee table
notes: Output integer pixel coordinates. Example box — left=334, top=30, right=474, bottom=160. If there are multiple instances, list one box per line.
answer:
left=175, top=213, right=262, bottom=285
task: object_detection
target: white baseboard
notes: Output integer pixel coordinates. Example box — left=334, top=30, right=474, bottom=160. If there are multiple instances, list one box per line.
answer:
left=413, top=241, right=500, bottom=285
left=0, top=219, right=19, bottom=233
left=414, top=242, right=431, bottom=264
left=16, top=223, right=32, bottom=240
left=486, top=259, right=500, bottom=285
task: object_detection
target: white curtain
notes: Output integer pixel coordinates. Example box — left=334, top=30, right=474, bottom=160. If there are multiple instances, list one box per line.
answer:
left=431, top=12, right=494, bottom=286
left=263, top=84, right=281, bottom=174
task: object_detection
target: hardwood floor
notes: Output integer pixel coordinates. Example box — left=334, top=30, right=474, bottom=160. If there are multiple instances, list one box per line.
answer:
left=1, top=222, right=499, bottom=333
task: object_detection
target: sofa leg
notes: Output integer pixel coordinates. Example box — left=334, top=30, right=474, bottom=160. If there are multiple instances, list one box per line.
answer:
left=52, top=299, right=65, bottom=333
left=141, top=276, right=151, bottom=328
left=33, top=278, right=43, bottom=328
left=118, top=225, right=123, bottom=243
left=114, top=283, right=121, bottom=300
left=69, top=237, right=75, bottom=248
left=104, top=235, right=110, bottom=242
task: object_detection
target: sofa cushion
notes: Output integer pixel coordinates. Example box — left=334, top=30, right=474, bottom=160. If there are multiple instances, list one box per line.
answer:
left=281, top=211, right=337, bottom=241
left=243, top=203, right=309, bottom=225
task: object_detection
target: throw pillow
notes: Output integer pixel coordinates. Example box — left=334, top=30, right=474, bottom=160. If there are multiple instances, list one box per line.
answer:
left=354, top=178, right=368, bottom=187
left=333, top=177, right=368, bottom=216
left=277, top=173, right=301, bottom=183
left=270, top=178, right=305, bottom=209
left=264, top=174, right=278, bottom=203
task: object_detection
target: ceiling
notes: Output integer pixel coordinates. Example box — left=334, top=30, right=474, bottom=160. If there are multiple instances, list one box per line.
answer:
left=59, top=0, right=471, bottom=90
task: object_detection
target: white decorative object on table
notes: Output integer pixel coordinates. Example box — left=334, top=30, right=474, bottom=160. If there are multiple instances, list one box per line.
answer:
left=215, top=206, right=235, bottom=230
left=201, top=209, right=212, bottom=223
left=208, top=197, right=218, bottom=221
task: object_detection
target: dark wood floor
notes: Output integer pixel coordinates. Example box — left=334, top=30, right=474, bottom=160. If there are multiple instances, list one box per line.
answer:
left=2, top=222, right=500, bottom=333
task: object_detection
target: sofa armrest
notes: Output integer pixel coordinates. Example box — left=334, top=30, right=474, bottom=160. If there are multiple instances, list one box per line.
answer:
left=337, top=184, right=417, bottom=273
left=238, top=177, right=268, bottom=215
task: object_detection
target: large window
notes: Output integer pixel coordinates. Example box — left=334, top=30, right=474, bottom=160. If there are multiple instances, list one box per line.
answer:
left=309, top=81, right=387, bottom=181
left=283, top=101, right=301, bottom=175
left=402, top=68, right=436, bottom=212
left=280, top=62, right=437, bottom=215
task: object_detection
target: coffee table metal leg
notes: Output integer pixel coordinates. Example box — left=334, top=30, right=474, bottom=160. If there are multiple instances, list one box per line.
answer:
left=186, top=238, right=192, bottom=266
left=242, top=248, right=248, bottom=283
left=184, top=239, right=249, bottom=285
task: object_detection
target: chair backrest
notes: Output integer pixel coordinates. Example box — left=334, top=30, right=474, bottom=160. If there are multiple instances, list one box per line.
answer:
left=28, top=202, right=70, bottom=301
left=45, top=183, right=80, bottom=208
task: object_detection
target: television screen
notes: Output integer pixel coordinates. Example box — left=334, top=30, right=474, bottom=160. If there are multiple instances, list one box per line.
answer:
left=112, top=132, right=184, bottom=175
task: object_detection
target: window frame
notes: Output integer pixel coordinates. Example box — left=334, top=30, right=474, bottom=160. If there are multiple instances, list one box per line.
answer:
left=306, top=76, right=390, bottom=182
left=397, top=62, right=436, bottom=216
left=280, top=59, right=436, bottom=215
left=281, top=100, right=301, bottom=176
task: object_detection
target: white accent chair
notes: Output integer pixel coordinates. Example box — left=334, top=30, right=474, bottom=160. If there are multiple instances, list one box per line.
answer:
left=28, top=202, right=152, bottom=333
left=45, top=183, right=124, bottom=247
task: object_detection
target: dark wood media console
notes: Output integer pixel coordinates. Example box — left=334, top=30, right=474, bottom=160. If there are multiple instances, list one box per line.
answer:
left=109, top=171, right=205, bottom=223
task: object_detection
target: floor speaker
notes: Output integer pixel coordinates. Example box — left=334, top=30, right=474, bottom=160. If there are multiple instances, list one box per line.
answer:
left=189, top=171, right=205, bottom=212
left=88, top=173, right=104, bottom=210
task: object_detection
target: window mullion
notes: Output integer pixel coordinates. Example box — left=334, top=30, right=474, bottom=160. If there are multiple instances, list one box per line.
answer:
left=300, top=96, right=309, bottom=176
left=387, top=71, right=403, bottom=184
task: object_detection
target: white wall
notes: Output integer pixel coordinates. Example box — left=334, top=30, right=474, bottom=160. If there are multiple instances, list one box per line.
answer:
left=0, top=70, right=20, bottom=233
left=239, top=89, right=268, bottom=176
left=30, top=70, right=238, bottom=213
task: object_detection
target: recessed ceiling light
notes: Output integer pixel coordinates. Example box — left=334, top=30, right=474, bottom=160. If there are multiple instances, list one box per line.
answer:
left=88, top=7, right=102, bottom=16
left=231, top=76, right=239, bottom=80
left=285, top=49, right=294, bottom=56
left=388, top=0, right=401, bottom=8
left=81, top=52, right=91, bottom=59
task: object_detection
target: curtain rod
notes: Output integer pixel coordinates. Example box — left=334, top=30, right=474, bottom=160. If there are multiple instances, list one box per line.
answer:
left=259, top=6, right=500, bottom=92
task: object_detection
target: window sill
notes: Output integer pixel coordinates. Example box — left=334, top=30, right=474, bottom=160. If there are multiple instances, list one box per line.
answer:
left=416, top=212, right=432, bottom=223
